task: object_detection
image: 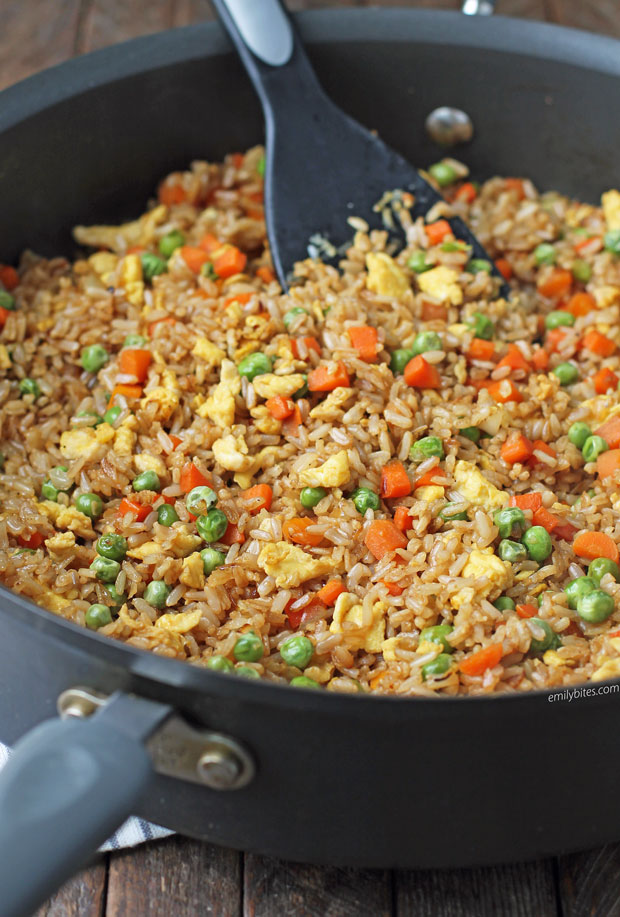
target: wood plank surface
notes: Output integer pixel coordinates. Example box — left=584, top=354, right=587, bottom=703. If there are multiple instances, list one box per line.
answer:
left=557, top=844, right=620, bottom=917
left=36, top=859, right=107, bottom=917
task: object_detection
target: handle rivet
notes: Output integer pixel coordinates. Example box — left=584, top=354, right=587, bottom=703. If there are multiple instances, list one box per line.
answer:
left=196, top=746, right=243, bottom=789
left=425, top=107, right=474, bottom=147
left=57, top=688, right=104, bottom=719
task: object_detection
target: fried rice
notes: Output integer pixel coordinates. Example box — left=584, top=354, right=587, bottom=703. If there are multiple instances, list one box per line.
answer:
left=2, top=145, right=620, bottom=696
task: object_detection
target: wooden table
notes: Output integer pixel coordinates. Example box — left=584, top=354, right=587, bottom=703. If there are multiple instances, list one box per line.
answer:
left=3, top=0, right=619, bottom=913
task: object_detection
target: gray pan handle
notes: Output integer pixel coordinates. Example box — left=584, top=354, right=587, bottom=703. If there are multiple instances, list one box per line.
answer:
left=0, top=692, right=172, bottom=917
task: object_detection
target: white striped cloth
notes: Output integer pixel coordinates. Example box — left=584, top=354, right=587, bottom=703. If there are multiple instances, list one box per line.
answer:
left=0, top=742, right=173, bottom=850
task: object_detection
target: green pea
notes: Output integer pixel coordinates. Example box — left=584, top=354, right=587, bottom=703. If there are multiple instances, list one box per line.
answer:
left=465, top=312, right=494, bottom=341
left=186, top=485, right=217, bottom=516
left=439, top=505, right=468, bottom=522
left=236, top=666, right=261, bottom=679
left=390, top=348, right=415, bottom=375
left=494, top=507, right=526, bottom=539
left=280, top=634, right=314, bottom=668
left=158, top=230, right=185, bottom=258
left=576, top=588, right=615, bottom=623
left=412, top=331, right=442, bottom=356
left=123, top=334, right=149, bottom=349
left=157, top=503, right=179, bottom=526
left=234, top=630, right=264, bottom=662
left=201, top=261, right=217, bottom=280
left=568, top=422, right=592, bottom=449
left=201, top=547, right=226, bottom=575
left=604, top=229, right=620, bottom=255
left=300, top=486, right=327, bottom=509
left=132, top=470, right=161, bottom=492
left=141, top=252, right=168, bottom=282
left=19, top=378, right=41, bottom=398
left=90, top=556, right=120, bottom=584
left=407, top=251, right=432, bottom=274
left=565, top=575, right=597, bottom=609
left=529, top=618, right=561, bottom=653
left=467, top=259, right=492, bottom=274
left=522, top=525, right=552, bottom=562
left=96, top=533, right=128, bottom=562
left=41, top=479, right=60, bottom=501
left=74, top=410, right=103, bottom=427
left=494, top=596, right=516, bottom=611
left=410, top=436, right=444, bottom=463
left=80, top=345, right=109, bottom=373
left=351, top=487, right=380, bottom=514
left=75, top=492, right=104, bottom=520
left=545, top=310, right=575, bottom=330
left=572, top=259, right=592, bottom=283
left=283, top=307, right=307, bottom=329
left=85, top=604, right=112, bottom=630
left=102, top=406, right=121, bottom=427
left=428, top=161, right=458, bottom=187
left=582, top=435, right=608, bottom=463
left=290, top=675, right=320, bottom=689
left=498, top=539, right=527, bottom=563
left=420, top=624, right=454, bottom=653
left=206, top=655, right=234, bottom=673
left=105, top=584, right=127, bottom=611
left=196, top=508, right=229, bottom=543
left=0, top=291, right=15, bottom=310
left=422, top=653, right=453, bottom=680
left=143, top=580, right=171, bottom=609
left=553, top=362, right=579, bottom=386
left=441, top=241, right=469, bottom=253
left=257, top=155, right=266, bottom=177
left=237, top=352, right=273, bottom=381
left=459, top=426, right=480, bottom=443
left=292, top=374, right=308, bottom=400
left=534, top=243, right=556, bottom=266
left=589, top=557, right=620, bottom=585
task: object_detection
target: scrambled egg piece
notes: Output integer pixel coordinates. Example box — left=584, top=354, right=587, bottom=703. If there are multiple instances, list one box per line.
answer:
left=250, top=405, right=281, bottom=435
left=155, top=608, right=202, bottom=633
left=416, top=485, right=445, bottom=503
left=381, top=635, right=415, bottom=661
left=592, top=285, right=620, bottom=310
left=543, top=649, right=568, bottom=668
left=602, top=190, right=620, bottom=230
left=592, top=658, right=620, bottom=681
left=309, top=387, right=354, bottom=421
left=447, top=323, right=468, bottom=339
left=257, top=542, right=342, bottom=588
left=120, top=254, right=144, bottom=306
left=451, top=549, right=510, bottom=609
left=140, top=369, right=180, bottom=421
left=453, top=460, right=508, bottom=510
left=418, top=266, right=463, bottom=305
left=168, top=525, right=203, bottom=557
left=37, top=502, right=94, bottom=539
left=134, top=452, right=167, bottom=478
left=179, top=552, right=205, bottom=589
left=329, top=592, right=386, bottom=652
left=59, top=423, right=115, bottom=462
left=0, top=346, right=11, bottom=370
left=127, top=540, right=161, bottom=561
left=298, top=451, right=350, bottom=488
left=38, top=588, right=72, bottom=614
left=113, top=417, right=137, bottom=456
left=73, top=204, right=167, bottom=252
left=253, top=373, right=306, bottom=400
left=45, top=530, right=76, bottom=561
left=88, top=251, right=118, bottom=284
left=212, top=434, right=278, bottom=484
left=365, top=252, right=410, bottom=299
left=198, top=360, right=240, bottom=428
left=192, top=338, right=226, bottom=366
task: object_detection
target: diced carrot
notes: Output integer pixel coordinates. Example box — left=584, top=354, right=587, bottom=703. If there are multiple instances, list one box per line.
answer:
left=574, top=235, right=600, bottom=252
left=348, top=325, right=379, bottom=363
left=223, top=292, right=253, bottom=309
left=364, top=520, right=408, bottom=560
left=393, top=506, right=412, bottom=532
left=118, top=348, right=152, bottom=384
left=516, top=603, right=538, bottom=619
left=109, top=383, right=143, bottom=407
left=495, top=258, right=513, bottom=281
left=168, top=434, right=182, bottom=450
left=500, top=432, right=533, bottom=465
left=231, top=152, right=244, bottom=168
left=566, top=292, right=596, bottom=317
left=213, top=245, right=247, bottom=279
left=608, top=629, right=620, bottom=639
left=553, top=519, right=579, bottom=541
left=504, top=178, right=525, bottom=200
left=125, top=245, right=145, bottom=256
left=256, top=265, right=276, bottom=284
left=17, top=531, right=44, bottom=549
left=148, top=316, right=176, bottom=336
left=544, top=327, right=570, bottom=354
left=316, top=579, right=345, bottom=606
left=403, top=355, right=441, bottom=389
left=291, top=337, right=321, bottom=360
left=467, top=338, right=495, bottom=362
left=241, top=483, right=273, bottom=515
left=0, top=265, right=19, bottom=290
left=285, top=598, right=304, bottom=629
left=198, top=233, right=221, bottom=255
left=573, top=531, right=619, bottom=564
left=160, top=495, right=176, bottom=506
left=265, top=395, right=294, bottom=420
left=421, top=301, right=448, bottom=322
left=509, top=492, right=543, bottom=513
left=117, top=497, right=151, bottom=522
left=531, top=506, right=568, bottom=538
left=595, top=415, right=620, bottom=449
left=537, top=268, right=573, bottom=300
left=180, top=246, right=210, bottom=274
left=308, top=362, right=350, bottom=392
left=592, top=366, right=619, bottom=395
left=380, top=461, right=411, bottom=499
left=413, top=467, right=447, bottom=489
left=531, top=347, right=550, bottom=371
left=158, top=182, right=187, bottom=205
left=425, top=219, right=452, bottom=246
left=220, top=522, right=245, bottom=546
left=283, top=517, right=324, bottom=547
left=455, top=182, right=477, bottom=203
left=369, top=670, right=389, bottom=690
left=529, top=440, right=556, bottom=467
left=582, top=329, right=616, bottom=357
left=381, top=580, right=404, bottom=596
left=485, top=379, right=523, bottom=403
left=282, top=403, right=302, bottom=436
left=179, top=462, right=211, bottom=493
left=460, top=643, right=503, bottom=676
left=495, top=343, right=531, bottom=374
left=597, top=448, right=620, bottom=480
left=0, top=307, right=10, bottom=329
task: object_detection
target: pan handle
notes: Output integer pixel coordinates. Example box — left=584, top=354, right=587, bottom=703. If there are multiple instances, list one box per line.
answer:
left=0, top=691, right=172, bottom=917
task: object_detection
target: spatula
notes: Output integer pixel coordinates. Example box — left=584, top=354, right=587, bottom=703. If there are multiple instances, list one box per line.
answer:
left=212, top=0, right=506, bottom=293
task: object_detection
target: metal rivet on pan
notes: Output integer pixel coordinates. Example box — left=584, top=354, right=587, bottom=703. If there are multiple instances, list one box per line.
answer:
left=196, top=734, right=255, bottom=791
left=462, top=0, right=495, bottom=15
left=57, top=687, right=106, bottom=719
left=425, top=107, right=474, bottom=147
